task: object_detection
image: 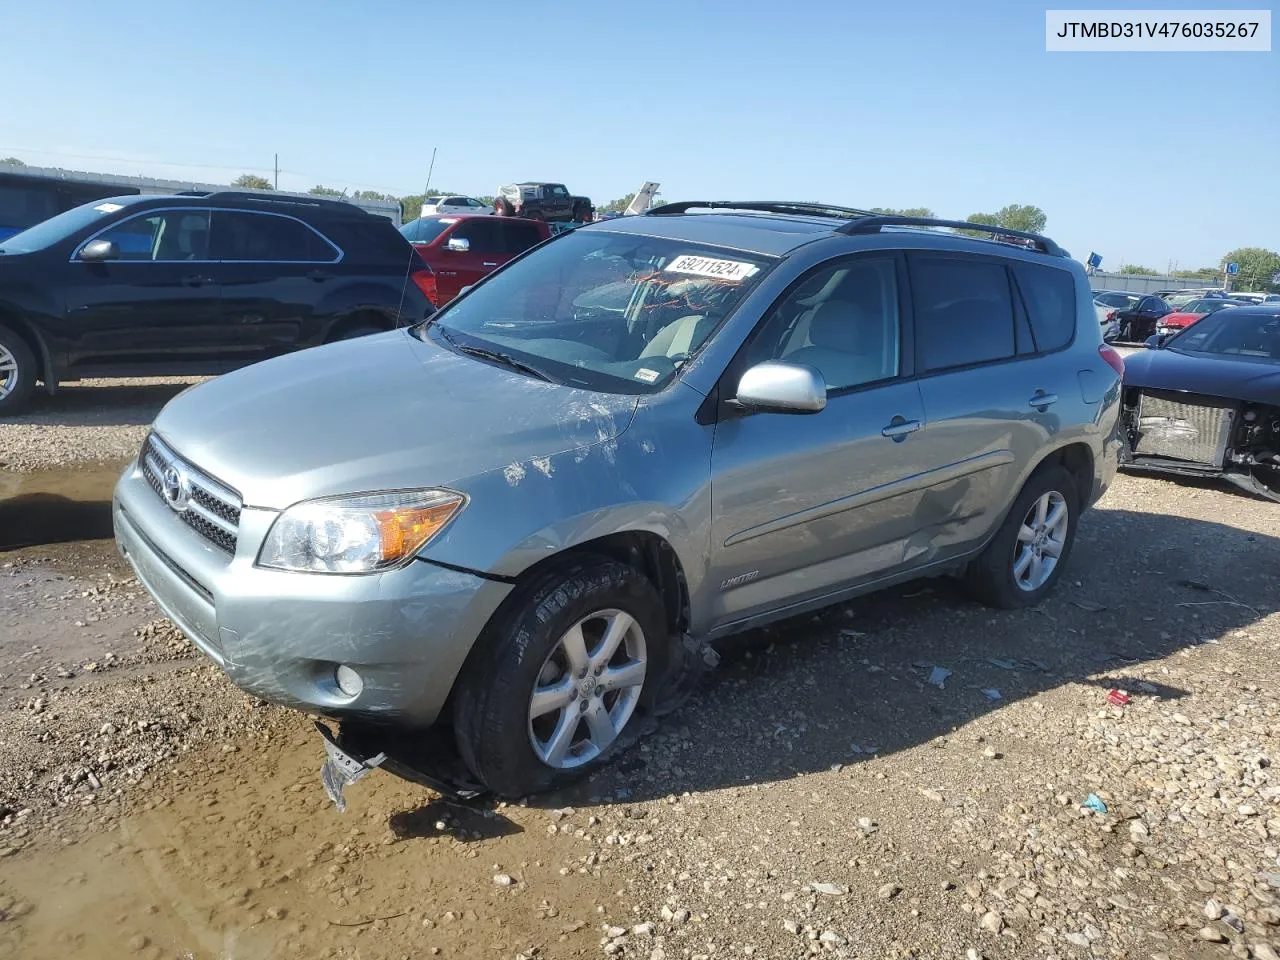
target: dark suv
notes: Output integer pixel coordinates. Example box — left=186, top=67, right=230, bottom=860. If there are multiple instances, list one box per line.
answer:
left=0, top=191, right=434, bottom=413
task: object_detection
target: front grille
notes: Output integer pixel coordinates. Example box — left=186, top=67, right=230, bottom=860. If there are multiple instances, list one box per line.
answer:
left=139, top=434, right=243, bottom=554
left=1132, top=391, right=1235, bottom=467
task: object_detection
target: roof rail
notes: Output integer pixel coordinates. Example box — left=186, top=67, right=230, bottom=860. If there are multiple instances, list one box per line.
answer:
left=645, top=200, right=880, bottom=220
left=198, top=191, right=367, bottom=214
left=836, top=215, right=1065, bottom=257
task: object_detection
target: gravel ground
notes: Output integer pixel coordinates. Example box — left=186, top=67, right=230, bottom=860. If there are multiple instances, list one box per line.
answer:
left=3, top=381, right=1280, bottom=959
left=0, top=377, right=199, bottom=471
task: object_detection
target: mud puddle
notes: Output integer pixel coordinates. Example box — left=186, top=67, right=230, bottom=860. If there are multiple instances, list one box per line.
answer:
left=0, top=462, right=128, bottom=566
left=0, top=716, right=609, bottom=960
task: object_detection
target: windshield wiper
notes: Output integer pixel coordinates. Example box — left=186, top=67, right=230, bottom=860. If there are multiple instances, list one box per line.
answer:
left=436, top=328, right=553, bottom=382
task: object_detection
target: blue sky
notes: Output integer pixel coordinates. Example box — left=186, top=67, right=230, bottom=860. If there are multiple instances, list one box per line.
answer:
left=1, top=0, right=1275, bottom=269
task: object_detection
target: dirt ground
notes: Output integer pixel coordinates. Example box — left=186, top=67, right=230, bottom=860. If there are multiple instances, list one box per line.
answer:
left=3, top=380, right=1280, bottom=960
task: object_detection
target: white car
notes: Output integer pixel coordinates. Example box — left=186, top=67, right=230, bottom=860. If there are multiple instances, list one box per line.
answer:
left=1092, top=290, right=1140, bottom=324
left=419, top=195, right=494, bottom=216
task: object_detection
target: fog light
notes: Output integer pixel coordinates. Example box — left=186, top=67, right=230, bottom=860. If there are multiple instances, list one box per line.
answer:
left=334, top=665, right=363, bottom=698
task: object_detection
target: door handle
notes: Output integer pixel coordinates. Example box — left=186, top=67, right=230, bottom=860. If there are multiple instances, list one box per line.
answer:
left=880, top=418, right=922, bottom=441
left=181, top=275, right=214, bottom=286
left=306, top=269, right=330, bottom=281
left=482, top=261, right=498, bottom=267
left=1028, top=392, right=1059, bottom=408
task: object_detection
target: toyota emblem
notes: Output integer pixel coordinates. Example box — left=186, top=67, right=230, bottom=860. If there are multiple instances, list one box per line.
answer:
left=161, top=465, right=190, bottom=512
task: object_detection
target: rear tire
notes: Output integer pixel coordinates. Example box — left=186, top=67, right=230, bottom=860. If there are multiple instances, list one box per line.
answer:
left=493, top=197, right=514, bottom=217
left=963, top=464, right=1079, bottom=609
left=453, top=558, right=667, bottom=798
left=0, top=324, right=37, bottom=416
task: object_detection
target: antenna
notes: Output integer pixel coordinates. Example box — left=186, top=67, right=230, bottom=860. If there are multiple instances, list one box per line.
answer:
left=423, top=147, right=437, bottom=196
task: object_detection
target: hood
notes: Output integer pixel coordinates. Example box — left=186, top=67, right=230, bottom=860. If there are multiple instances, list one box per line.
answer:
left=153, top=329, right=638, bottom=508
left=1124, top=347, right=1280, bottom=406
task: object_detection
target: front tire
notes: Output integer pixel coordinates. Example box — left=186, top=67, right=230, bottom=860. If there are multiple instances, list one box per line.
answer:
left=0, top=324, right=37, bottom=415
left=453, top=558, right=667, bottom=797
left=964, top=464, right=1079, bottom=609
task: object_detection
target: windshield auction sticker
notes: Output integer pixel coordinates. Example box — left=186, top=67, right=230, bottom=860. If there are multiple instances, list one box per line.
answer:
left=1046, top=10, right=1271, bottom=50
left=664, top=255, right=760, bottom=282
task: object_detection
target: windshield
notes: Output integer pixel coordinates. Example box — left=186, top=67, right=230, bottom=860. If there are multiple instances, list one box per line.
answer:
left=0, top=197, right=138, bottom=253
left=1170, top=310, right=1280, bottom=360
left=399, top=217, right=453, bottom=244
left=418, top=228, right=772, bottom=393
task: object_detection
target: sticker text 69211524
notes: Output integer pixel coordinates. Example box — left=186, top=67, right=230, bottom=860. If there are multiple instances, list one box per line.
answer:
left=663, top=254, right=760, bottom=283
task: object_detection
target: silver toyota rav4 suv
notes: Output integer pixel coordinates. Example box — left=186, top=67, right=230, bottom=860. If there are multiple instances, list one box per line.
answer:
left=114, top=202, right=1124, bottom=798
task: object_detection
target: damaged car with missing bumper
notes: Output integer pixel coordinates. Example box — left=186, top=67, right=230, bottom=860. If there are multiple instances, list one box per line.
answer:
left=113, top=201, right=1121, bottom=804
left=1121, top=304, right=1280, bottom=501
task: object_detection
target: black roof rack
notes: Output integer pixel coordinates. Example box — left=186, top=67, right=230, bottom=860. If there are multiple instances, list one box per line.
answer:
left=194, top=191, right=368, bottom=214
left=645, top=200, right=880, bottom=220
left=836, top=215, right=1065, bottom=257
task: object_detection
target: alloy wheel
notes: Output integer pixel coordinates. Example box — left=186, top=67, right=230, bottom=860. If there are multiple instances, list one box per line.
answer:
left=0, top=344, right=18, bottom=400
left=1012, top=490, right=1068, bottom=591
left=527, top=609, right=647, bottom=769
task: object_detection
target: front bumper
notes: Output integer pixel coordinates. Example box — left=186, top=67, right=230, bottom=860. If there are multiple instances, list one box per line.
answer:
left=112, top=459, right=512, bottom=726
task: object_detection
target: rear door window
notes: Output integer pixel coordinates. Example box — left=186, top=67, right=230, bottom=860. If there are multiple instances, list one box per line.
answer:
left=452, top=219, right=503, bottom=253
left=909, top=255, right=1017, bottom=373
left=211, top=211, right=338, bottom=262
left=1012, top=262, right=1076, bottom=352
left=500, top=220, right=544, bottom=254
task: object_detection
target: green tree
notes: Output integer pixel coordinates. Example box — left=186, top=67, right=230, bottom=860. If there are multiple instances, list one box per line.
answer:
left=965, top=204, right=1047, bottom=234
left=352, top=189, right=394, bottom=201
left=308, top=185, right=344, bottom=196
left=476, top=195, right=496, bottom=207
left=1119, top=264, right=1159, bottom=275
left=1220, top=247, right=1280, bottom=292
left=0, top=157, right=26, bottom=167
left=599, top=193, right=637, bottom=214
left=1173, top=267, right=1219, bottom=280
left=231, top=174, right=273, bottom=190
left=869, top=206, right=936, bottom=218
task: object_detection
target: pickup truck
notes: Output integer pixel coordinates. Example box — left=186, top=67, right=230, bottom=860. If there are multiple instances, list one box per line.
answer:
left=399, top=214, right=552, bottom=306
left=493, top=182, right=592, bottom=223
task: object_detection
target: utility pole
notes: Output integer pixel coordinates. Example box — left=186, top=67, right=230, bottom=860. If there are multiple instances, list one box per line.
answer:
left=423, top=147, right=437, bottom=196
left=273, top=153, right=279, bottom=190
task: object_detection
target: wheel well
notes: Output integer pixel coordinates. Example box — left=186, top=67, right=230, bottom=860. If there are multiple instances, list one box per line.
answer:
left=517, top=532, right=690, bottom=636
left=1035, top=442, right=1095, bottom=507
left=325, top=310, right=392, bottom=342
left=0, top=311, right=53, bottom=389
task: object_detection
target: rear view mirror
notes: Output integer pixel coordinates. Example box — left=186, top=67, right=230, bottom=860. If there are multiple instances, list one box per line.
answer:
left=79, top=239, right=119, bottom=262
left=445, top=237, right=470, bottom=253
left=734, top=362, right=827, bottom=414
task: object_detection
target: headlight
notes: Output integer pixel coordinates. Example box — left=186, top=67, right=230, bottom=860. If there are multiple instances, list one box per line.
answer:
left=257, top=489, right=465, bottom=574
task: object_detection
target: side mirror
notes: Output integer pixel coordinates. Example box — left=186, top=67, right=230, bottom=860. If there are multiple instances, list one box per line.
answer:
left=445, top=237, right=470, bottom=253
left=734, top=361, right=827, bottom=414
left=79, top=239, right=119, bottom=262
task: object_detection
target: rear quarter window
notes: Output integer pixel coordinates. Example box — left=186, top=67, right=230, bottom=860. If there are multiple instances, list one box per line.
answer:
left=1012, top=262, right=1076, bottom=353
left=328, top=218, right=413, bottom=264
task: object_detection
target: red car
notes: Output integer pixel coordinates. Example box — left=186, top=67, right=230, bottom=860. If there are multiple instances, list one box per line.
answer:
left=1156, top=297, right=1251, bottom=334
left=399, top=214, right=551, bottom=306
